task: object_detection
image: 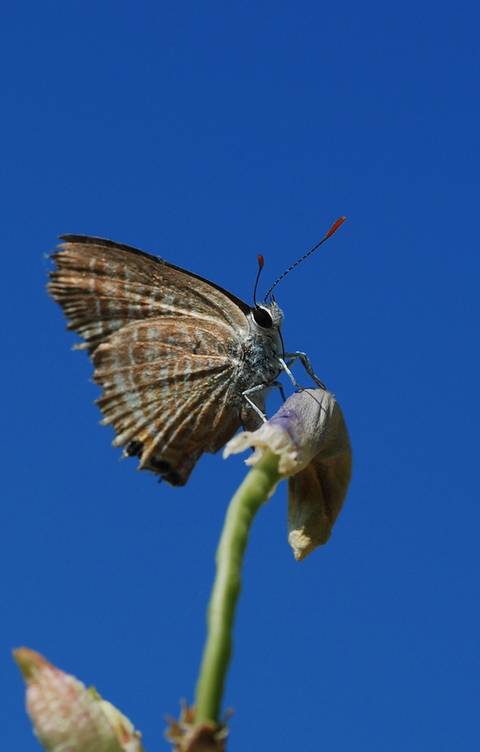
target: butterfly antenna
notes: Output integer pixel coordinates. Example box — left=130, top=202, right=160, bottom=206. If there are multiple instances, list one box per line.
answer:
left=263, top=216, right=347, bottom=300
left=253, top=254, right=265, bottom=306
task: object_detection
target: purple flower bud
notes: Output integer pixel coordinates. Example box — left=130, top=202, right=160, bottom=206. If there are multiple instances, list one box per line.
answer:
left=224, top=389, right=352, bottom=558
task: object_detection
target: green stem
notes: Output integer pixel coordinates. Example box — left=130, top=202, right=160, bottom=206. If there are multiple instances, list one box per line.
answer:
left=194, top=451, right=281, bottom=724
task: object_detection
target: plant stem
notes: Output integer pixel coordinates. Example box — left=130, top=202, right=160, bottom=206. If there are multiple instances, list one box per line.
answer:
left=194, top=451, right=281, bottom=724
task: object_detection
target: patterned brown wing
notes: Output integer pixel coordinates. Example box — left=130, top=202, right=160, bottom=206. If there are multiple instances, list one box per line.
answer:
left=48, top=235, right=251, bottom=353
left=48, top=235, right=258, bottom=484
left=92, top=318, right=248, bottom=485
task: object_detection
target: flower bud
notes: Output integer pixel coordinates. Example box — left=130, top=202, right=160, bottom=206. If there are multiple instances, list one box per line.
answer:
left=14, top=647, right=144, bottom=752
left=224, top=389, right=352, bottom=558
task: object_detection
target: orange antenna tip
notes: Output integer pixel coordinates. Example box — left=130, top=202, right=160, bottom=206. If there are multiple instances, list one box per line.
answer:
left=324, top=216, right=347, bottom=241
left=263, top=214, right=347, bottom=300
left=253, top=254, right=265, bottom=305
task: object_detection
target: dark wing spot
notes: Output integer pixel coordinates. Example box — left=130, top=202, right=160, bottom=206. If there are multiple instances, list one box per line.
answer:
left=148, top=457, right=183, bottom=486
left=149, top=458, right=172, bottom=473
left=164, top=469, right=183, bottom=486
left=125, top=440, right=144, bottom=458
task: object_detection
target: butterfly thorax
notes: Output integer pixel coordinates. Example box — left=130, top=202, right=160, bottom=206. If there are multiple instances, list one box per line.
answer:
left=236, top=302, right=284, bottom=392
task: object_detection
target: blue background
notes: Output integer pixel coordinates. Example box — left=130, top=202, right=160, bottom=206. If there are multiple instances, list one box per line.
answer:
left=2, top=2, right=479, bottom=750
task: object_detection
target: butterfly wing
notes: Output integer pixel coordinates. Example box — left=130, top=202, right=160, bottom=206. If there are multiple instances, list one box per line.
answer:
left=49, top=236, right=256, bottom=484
left=93, top=317, right=250, bottom=485
left=49, top=235, right=251, bottom=352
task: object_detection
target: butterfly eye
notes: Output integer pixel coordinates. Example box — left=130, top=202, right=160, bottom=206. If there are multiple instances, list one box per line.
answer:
left=253, top=306, right=273, bottom=329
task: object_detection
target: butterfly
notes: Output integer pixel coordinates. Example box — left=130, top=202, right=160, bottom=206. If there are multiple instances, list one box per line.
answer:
left=48, top=220, right=345, bottom=485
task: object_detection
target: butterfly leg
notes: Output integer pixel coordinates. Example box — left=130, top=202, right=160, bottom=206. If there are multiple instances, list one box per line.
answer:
left=278, top=357, right=305, bottom=390
left=242, top=384, right=269, bottom=423
left=282, top=351, right=327, bottom=390
left=274, top=381, right=287, bottom=402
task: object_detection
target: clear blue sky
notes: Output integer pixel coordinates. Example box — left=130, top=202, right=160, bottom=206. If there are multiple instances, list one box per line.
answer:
left=2, top=2, right=479, bottom=750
